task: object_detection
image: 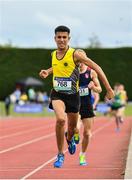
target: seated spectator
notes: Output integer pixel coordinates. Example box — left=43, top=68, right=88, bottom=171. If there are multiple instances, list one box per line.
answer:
left=19, top=92, right=28, bottom=105
left=28, top=87, right=36, bottom=103
left=36, top=91, right=44, bottom=104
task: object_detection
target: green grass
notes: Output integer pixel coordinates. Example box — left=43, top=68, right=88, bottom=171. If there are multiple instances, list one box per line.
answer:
left=125, top=103, right=132, bottom=116
left=0, top=101, right=132, bottom=117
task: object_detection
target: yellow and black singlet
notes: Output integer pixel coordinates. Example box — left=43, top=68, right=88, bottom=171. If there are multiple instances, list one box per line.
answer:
left=52, top=47, right=79, bottom=94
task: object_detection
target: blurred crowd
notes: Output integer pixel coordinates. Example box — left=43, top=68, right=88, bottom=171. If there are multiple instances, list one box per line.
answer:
left=4, top=87, right=49, bottom=116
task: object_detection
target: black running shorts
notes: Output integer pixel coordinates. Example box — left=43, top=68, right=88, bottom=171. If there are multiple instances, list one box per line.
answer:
left=79, top=96, right=95, bottom=119
left=49, top=89, right=80, bottom=113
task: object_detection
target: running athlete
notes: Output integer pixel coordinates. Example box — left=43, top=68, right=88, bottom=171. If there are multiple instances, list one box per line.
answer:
left=109, top=83, right=128, bottom=131
left=118, top=83, right=128, bottom=123
left=76, top=63, right=102, bottom=165
left=39, top=25, right=114, bottom=168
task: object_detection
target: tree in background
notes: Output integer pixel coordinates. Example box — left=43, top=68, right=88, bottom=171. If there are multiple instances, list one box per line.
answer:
left=88, top=33, right=102, bottom=48
left=0, top=39, right=14, bottom=48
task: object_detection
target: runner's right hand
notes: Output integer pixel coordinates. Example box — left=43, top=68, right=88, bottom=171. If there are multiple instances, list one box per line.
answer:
left=39, top=70, right=49, bottom=79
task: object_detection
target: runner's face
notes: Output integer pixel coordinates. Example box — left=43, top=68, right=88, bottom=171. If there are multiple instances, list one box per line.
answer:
left=80, top=63, right=87, bottom=71
left=54, top=32, right=70, bottom=50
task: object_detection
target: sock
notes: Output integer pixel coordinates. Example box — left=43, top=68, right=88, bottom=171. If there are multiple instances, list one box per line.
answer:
left=80, top=152, right=86, bottom=156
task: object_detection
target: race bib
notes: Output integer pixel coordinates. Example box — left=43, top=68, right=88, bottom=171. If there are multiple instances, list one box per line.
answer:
left=79, top=86, right=89, bottom=96
left=53, top=77, right=72, bottom=91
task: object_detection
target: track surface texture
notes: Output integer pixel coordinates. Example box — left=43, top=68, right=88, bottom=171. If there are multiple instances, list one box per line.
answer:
left=0, top=116, right=131, bottom=179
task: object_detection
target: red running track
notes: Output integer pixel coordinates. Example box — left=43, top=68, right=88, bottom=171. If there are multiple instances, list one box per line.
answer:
left=0, top=116, right=131, bottom=179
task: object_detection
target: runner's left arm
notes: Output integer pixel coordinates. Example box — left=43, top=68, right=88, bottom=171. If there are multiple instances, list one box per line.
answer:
left=74, top=49, right=114, bottom=100
left=89, top=69, right=102, bottom=93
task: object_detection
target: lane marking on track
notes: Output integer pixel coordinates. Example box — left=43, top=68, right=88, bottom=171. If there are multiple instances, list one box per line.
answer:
left=93, top=119, right=113, bottom=135
left=0, top=124, right=54, bottom=140
left=0, top=133, right=55, bottom=154
left=20, top=120, right=113, bottom=180
left=0, top=118, right=55, bottom=131
left=20, top=149, right=68, bottom=180
left=0, top=124, right=35, bottom=131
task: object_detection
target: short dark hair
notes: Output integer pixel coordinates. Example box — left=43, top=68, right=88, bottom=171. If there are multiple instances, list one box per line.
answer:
left=55, top=25, right=70, bottom=34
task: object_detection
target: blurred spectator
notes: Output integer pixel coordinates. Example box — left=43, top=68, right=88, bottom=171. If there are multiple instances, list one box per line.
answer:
left=4, top=95, right=11, bottom=116
left=36, top=91, right=44, bottom=104
left=19, top=92, right=28, bottom=105
left=13, top=87, right=21, bottom=103
left=10, top=93, right=16, bottom=103
left=43, top=92, right=49, bottom=106
left=28, top=87, right=36, bottom=102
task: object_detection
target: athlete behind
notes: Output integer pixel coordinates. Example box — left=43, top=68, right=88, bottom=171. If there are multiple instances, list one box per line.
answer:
left=109, top=83, right=127, bottom=131
left=75, top=62, right=102, bottom=165
left=118, top=83, right=128, bottom=122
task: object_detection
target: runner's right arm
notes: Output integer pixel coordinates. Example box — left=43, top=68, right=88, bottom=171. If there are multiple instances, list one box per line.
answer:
left=39, top=67, right=53, bottom=79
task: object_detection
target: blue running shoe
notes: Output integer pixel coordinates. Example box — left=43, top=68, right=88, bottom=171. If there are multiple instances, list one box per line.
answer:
left=115, top=127, right=120, bottom=132
left=65, top=132, right=76, bottom=155
left=54, top=153, right=64, bottom=168
left=68, top=137, right=76, bottom=154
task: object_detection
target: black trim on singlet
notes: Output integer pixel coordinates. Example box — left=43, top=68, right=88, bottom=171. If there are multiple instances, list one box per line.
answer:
left=73, top=49, right=80, bottom=67
left=55, top=46, right=69, bottom=60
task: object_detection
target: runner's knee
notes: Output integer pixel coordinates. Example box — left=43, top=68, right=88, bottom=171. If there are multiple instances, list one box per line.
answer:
left=56, top=119, right=65, bottom=127
left=83, top=130, right=92, bottom=139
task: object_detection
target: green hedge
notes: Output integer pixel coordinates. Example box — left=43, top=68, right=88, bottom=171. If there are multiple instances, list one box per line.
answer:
left=0, top=47, right=132, bottom=100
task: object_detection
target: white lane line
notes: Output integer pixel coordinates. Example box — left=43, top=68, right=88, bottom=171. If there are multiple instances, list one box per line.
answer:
left=93, top=119, right=113, bottom=135
left=20, top=157, right=56, bottom=180
left=0, top=133, right=55, bottom=154
left=0, top=123, right=40, bottom=132
left=20, top=120, right=113, bottom=180
left=0, top=118, right=54, bottom=131
left=0, top=124, right=54, bottom=140
left=20, top=149, right=68, bottom=180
